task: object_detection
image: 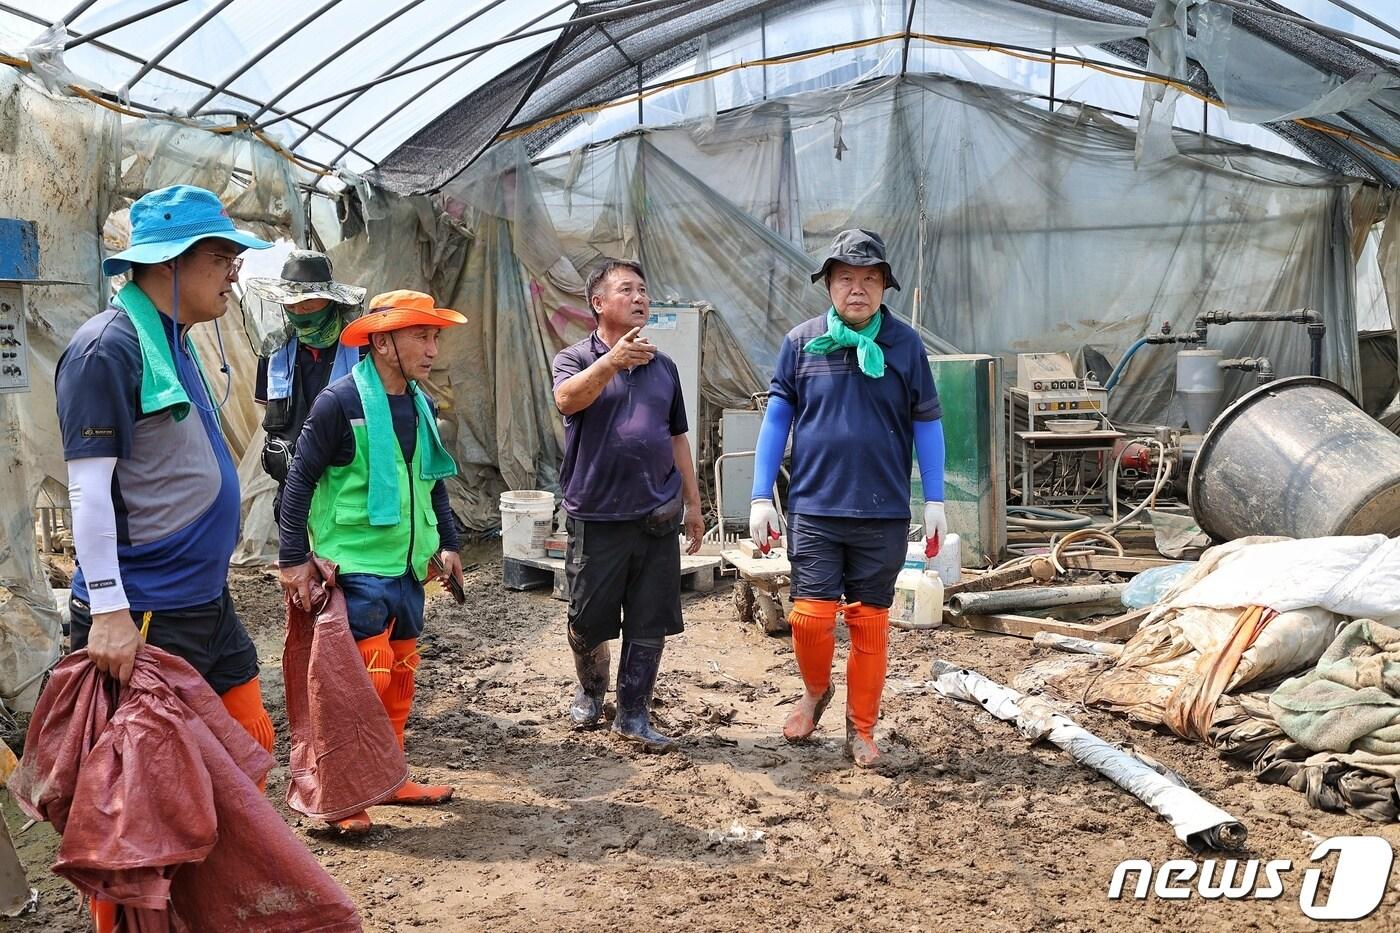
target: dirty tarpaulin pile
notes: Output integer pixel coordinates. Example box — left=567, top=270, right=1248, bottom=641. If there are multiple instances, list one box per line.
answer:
left=7, top=648, right=361, bottom=932
left=1081, top=535, right=1400, bottom=822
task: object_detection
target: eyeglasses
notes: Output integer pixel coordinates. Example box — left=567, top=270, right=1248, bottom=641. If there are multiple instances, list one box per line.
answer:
left=193, top=250, right=243, bottom=275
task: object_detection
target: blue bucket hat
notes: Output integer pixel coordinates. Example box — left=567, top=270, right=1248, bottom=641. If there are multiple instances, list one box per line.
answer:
left=102, top=184, right=272, bottom=277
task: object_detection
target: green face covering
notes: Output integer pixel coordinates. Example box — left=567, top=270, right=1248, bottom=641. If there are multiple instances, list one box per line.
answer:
left=802, top=305, right=885, bottom=378
left=286, top=305, right=341, bottom=349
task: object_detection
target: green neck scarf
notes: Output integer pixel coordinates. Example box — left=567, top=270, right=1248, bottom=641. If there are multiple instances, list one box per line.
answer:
left=803, top=306, right=885, bottom=378
left=112, top=281, right=211, bottom=421
left=286, top=306, right=341, bottom=349
left=351, top=355, right=458, bottom=527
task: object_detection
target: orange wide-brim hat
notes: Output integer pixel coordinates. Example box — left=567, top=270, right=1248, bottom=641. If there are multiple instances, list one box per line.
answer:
left=339, top=289, right=467, bottom=347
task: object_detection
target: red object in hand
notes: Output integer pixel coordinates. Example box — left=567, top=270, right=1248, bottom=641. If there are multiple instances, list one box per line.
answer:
left=759, top=526, right=780, bottom=554
left=925, top=532, right=941, bottom=559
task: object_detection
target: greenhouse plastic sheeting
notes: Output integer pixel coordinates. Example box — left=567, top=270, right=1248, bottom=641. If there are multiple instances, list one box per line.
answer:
left=443, top=73, right=1360, bottom=443
left=0, top=69, right=115, bottom=709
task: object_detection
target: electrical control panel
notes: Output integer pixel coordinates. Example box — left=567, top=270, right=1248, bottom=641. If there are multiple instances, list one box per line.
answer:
left=0, top=284, right=28, bottom=394
left=1007, top=351, right=1108, bottom=431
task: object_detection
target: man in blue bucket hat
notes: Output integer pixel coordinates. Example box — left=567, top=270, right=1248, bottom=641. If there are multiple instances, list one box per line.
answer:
left=55, top=184, right=278, bottom=757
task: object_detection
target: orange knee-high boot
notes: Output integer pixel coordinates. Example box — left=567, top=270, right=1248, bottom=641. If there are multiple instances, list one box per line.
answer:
left=221, top=677, right=275, bottom=792
left=356, top=629, right=393, bottom=698
left=783, top=598, right=839, bottom=741
left=843, top=603, right=890, bottom=767
left=383, top=638, right=453, bottom=806
left=90, top=896, right=117, bottom=932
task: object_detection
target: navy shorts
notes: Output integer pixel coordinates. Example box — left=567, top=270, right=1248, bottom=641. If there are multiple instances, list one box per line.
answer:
left=339, top=571, right=426, bottom=641
left=564, top=515, right=684, bottom=651
left=786, top=513, right=910, bottom=608
left=68, top=587, right=259, bottom=695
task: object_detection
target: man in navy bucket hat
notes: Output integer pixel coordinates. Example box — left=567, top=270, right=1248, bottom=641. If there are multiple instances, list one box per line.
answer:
left=55, top=184, right=278, bottom=761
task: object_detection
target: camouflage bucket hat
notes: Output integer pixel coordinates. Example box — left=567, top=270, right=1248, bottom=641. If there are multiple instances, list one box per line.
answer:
left=244, top=250, right=366, bottom=307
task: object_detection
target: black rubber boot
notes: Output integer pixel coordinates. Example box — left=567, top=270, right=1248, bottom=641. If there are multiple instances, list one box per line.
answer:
left=612, top=641, right=675, bottom=753
left=569, top=641, right=610, bottom=729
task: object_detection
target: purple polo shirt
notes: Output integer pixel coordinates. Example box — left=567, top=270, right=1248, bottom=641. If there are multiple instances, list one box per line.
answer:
left=552, top=332, right=688, bottom=521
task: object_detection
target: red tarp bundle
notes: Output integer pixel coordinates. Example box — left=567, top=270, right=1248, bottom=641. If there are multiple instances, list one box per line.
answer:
left=8, top=648, right=361, bottom=932
left=282, top=560, right=407, bottom=820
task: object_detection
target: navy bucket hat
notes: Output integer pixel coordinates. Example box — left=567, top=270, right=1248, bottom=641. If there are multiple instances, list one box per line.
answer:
left=810, top=228, right=901, bottom=291
left=102, top=184, right=272, bottom=277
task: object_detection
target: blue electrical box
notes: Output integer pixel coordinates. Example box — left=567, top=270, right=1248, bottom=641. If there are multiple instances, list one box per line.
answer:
left=0, top=219, right=39, bottom=282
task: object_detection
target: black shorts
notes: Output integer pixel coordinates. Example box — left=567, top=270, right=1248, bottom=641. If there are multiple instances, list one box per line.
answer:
left=69, top=587, right=260, bottom=695
left=564, top=515, right=684, bottom=651
left=787, top=513, right=910, bottom=609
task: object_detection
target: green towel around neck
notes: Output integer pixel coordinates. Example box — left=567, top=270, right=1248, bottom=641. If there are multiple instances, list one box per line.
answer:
left=802, top=306, right=885, bottom=378
left=351, top=355, right=458, bottom=527
left=112, top=281, right=204, bottom=421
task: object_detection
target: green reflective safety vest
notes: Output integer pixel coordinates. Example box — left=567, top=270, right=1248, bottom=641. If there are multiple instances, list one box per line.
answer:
left=307, top=417, right=439, bottom=580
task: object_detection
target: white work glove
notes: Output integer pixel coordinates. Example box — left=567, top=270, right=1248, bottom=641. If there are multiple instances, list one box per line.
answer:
left=923, top=500, right=948, bottom=558
left=749, top=498, right=783, bottom=554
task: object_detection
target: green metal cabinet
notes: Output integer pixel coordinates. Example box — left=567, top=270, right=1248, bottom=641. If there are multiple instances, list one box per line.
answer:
left=912, top=354, right=1006, bottom=567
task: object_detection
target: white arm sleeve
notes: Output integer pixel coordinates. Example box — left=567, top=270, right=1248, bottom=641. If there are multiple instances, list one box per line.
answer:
left=68, top=456, right=128, bottom=614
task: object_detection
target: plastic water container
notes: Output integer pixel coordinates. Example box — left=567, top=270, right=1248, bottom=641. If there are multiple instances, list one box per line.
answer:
left=892, top=566, right=944, bottom=628
left=499, top=490, right=555, bottom=559
left=906, top=534, right=962, bottom=585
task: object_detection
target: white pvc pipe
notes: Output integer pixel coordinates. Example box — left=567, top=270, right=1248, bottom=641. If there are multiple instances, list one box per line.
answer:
left=931, top=660, right=1246, bottom=851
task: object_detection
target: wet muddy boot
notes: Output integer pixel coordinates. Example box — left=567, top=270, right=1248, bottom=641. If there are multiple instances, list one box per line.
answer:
left=569, top=642, right=610, bottom=729
left=611, top=641, right=675, bottom=753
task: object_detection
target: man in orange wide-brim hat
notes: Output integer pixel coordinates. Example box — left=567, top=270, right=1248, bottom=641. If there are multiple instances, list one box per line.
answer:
left=276, top=290, right=467, bottom=834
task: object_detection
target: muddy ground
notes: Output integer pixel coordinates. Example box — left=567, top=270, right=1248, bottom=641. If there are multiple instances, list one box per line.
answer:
left=7, top=546, right=1400, bottom=932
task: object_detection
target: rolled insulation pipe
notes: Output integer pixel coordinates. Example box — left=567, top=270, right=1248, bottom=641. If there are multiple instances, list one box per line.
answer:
left=947, top=583, right=1126, bottom=617
left=931, top=661, right=1246, bottom=851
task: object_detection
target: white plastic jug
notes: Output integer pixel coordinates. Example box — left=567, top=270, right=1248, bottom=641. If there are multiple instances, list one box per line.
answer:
left=891, top=568, right=922, bottom=625
left=913, top=568, right=944, bottom=629
left=926, top=532, right=962, bottom=586
left=892, top=565, right=944, bottom=628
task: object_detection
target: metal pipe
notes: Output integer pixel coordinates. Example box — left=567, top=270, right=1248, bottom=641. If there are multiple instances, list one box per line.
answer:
left=119, top=0, right=237, bottom=97
left=947, top=583, right=1126, bottom=617
left=63, top=0, right=194, bottom=50
left=255, top=0, right=679, bottom=132
left=1190, top=309, right=1325, bottom=377
left=187, top=0, right=348, bottom=115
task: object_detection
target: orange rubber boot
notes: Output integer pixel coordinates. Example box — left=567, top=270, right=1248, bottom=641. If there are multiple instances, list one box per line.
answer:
left=783, top=598, right=838, bottom=742
left=221, top=677, right=275, bottom=792
left=356, top=629, right=393, bottom=697
left=383, top=638, right=453, bottom=806
left=90, top=896, right=117, bottom=932
left=844, top=603, right=889, bottom=767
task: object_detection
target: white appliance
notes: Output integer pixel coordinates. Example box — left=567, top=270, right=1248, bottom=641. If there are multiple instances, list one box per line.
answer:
left=644, top=302, right=703, bottom=472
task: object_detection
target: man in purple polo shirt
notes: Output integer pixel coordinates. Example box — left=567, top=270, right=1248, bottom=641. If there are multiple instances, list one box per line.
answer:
left=552, top=258, right=703, bottom=752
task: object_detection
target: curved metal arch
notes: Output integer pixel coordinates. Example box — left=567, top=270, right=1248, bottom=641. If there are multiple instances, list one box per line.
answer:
left=247, top=0, right=437, bottom=123
left=120, top=0, right=237, bottom=96
left=188, top=0, right=349, bottom=115
left=323, top=0, right=575, bottom=166
left=288, top=0, right=529, bottom=151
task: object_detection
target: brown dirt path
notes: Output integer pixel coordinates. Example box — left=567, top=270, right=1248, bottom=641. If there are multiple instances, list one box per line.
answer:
left=7, top=550, right=1400, bottom=931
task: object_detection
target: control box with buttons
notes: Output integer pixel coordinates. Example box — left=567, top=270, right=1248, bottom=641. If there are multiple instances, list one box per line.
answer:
left=0, top=284, right=28, bottom=394
left=1007, top=350, right=1108, bottom=433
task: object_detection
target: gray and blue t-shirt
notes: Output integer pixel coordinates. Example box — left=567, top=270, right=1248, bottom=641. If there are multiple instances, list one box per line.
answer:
left=56, top=307, right=240, bottom=611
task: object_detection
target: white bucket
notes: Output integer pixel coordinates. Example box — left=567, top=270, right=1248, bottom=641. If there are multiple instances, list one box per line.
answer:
left=500, top=490, right=555, bottom=559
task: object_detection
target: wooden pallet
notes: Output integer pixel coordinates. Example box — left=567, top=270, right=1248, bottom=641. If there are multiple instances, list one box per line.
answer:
left=502, top=552, right=721, bottom=601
